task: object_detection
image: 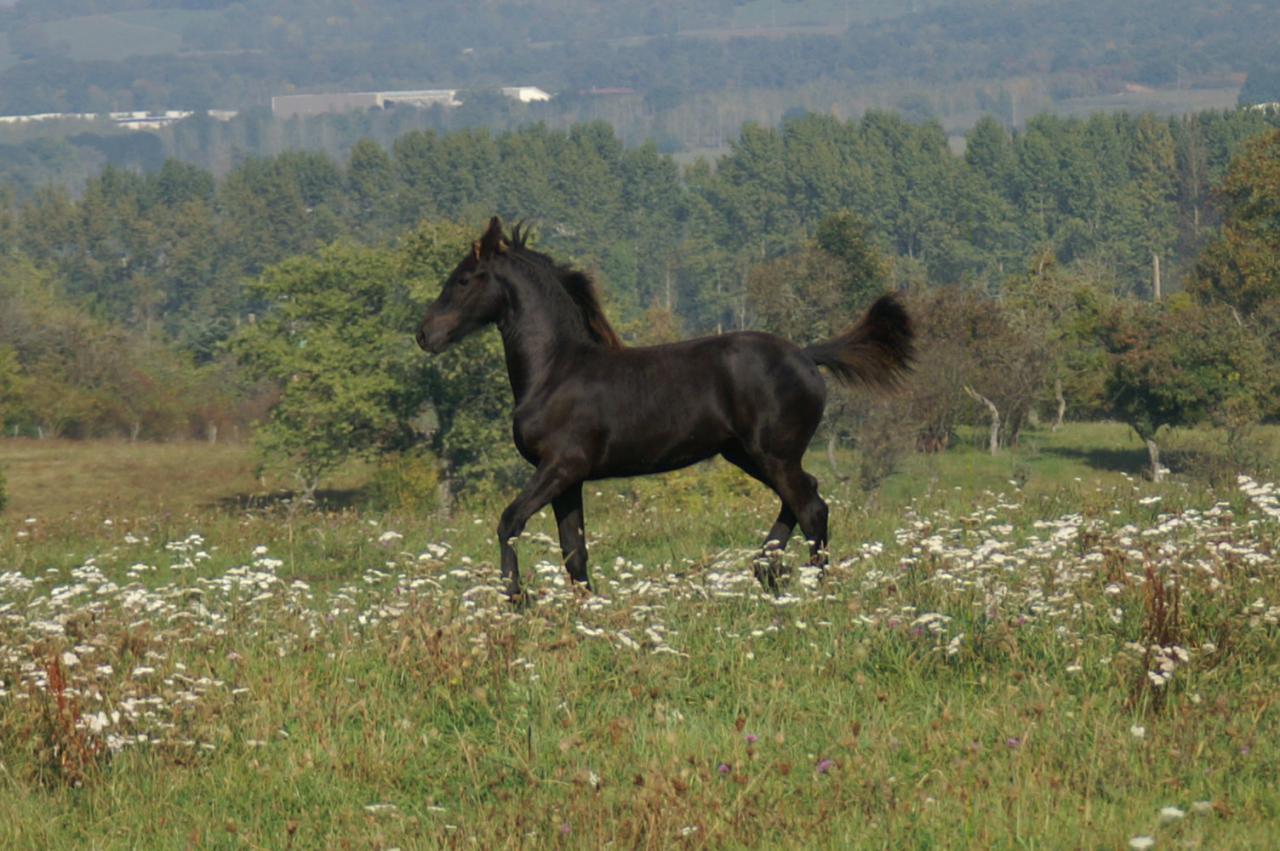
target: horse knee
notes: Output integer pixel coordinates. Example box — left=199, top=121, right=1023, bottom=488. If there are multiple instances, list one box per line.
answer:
left=813, top=496, right=828, bottom=527
left=497, top=507, right=525, bottom=545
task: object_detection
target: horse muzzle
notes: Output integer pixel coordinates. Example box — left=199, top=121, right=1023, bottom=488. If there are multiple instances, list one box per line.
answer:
left=417, top=314, right=458, bottom=354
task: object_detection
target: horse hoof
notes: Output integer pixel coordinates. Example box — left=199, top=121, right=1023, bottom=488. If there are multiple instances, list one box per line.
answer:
left=753, top=558, right=786, bottom=595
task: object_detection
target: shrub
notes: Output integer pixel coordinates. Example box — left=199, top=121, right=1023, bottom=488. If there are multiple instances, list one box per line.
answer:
left=366, top=451, right=443, bottom=513
left=851, top=399, right=911, bottom=492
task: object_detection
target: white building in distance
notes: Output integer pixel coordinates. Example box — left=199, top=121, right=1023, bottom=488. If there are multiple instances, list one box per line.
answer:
left=271, top=86, right=551, bottom=119
left=501, top=86, right=552, bottom=103
left=0, top=109, right=238, bottom=129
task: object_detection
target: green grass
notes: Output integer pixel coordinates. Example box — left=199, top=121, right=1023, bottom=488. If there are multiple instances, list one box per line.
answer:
left=1, top=422, right=1278, bottom=847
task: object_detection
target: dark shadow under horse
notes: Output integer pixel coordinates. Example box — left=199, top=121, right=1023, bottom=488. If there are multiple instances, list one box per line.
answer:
left=417, top=217, right=914, bottom=603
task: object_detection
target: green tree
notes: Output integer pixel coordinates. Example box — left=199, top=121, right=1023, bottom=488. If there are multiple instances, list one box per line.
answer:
left=0, top=345, right=21, bottom=437
left=1190, top=129, right=1280, bottom=319
left=815, top=210, right=891, bottom=307
left=232, top=242, right=427, bottom=499
left=1189, top=128, right=1280, bottom=418
left=400, top=220, right=523, bottom=490
left=346, top=138, right=397, bottom=240
left=1002, top=256, right=1113, bottom=428
left=1099, top=298, right=1268, bottom=481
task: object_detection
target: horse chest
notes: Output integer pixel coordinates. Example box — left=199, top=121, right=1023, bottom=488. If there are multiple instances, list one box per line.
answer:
left=511, top=418, right=540, bottom=464
left=512, top=392, right=601, bottom=468
left=511, top=408, right=568, bottom=465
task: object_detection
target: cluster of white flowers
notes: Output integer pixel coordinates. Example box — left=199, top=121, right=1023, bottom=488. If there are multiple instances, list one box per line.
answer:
left=3, top=474, right=1277, bottom=769
left=1238, top=475, right=1280, bottom=520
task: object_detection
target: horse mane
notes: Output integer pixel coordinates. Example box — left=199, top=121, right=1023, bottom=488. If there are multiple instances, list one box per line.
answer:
left=559, top=269, right=624, bottom=349
left=508, top=222, right=623, bottom=349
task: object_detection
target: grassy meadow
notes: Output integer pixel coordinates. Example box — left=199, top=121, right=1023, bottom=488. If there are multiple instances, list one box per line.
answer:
left=1, top=423, right=1278, bottom=848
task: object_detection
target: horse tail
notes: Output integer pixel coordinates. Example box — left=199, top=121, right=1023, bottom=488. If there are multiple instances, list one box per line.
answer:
left=802, top=294, right=914, bottom=390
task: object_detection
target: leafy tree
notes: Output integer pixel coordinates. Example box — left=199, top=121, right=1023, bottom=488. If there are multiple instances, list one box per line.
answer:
left=1190, top=129, right=1280, bottom=319
left=232, top=242, right=427, bottom=499
left=1002, top=255, right=1113, bottom=428
left=1099, top=298, right=1269, bottom=481
left=231, top=219, right=523, bottom=498
left=1189, top=128, right=1280, bottom=418
left=346, top=138, right=397, bottom=240
left=400, top=221, right=524, bottom=490
left=0, top=346, right=20, bottom=425
left=815, top=210, right=891, bottom=306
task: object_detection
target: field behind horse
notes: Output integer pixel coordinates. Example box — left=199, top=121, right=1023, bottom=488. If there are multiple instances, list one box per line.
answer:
left=1, top=423, right=1279, bottom=848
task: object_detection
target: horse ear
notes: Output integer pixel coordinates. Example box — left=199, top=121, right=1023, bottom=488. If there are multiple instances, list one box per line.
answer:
left=479, top=215, right=508, bottom=257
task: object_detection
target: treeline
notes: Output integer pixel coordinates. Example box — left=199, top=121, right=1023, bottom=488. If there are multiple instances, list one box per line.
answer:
left=1, top=1, right=1275, bottom=115
left=6, top=108, right=1278, bottom=334
left=0, top=255, right=261, bottom=441
left=226, top=127, right=1280, bottom=494
left=1, top=108, right=1279, bottom=485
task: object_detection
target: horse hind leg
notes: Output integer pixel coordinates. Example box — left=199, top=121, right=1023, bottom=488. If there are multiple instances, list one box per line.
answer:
left=765, top=462, right=830, bottom=572
left=721, top=447, right=796, bottom=592
left=764, top=503, right=797, bottom=552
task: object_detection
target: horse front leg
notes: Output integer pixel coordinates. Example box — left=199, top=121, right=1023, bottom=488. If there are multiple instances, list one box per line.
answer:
left=497, top=461, right=583, bottom=606
left=552, top=483, right=591, bottom=591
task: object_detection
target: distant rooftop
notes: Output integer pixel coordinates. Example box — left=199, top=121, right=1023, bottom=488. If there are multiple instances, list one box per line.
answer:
left=0, top=109, right=238, bottom=129
left=271, top=86, right=551, bottom=119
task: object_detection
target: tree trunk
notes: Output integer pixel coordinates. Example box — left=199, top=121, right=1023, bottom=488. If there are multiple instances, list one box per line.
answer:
left=1152, top=252, right=1162, bottom=302
left=1052, top=378, right=1066, bottom=432
left=207, top=422, right=218, bottom=444
left=1146, top=438, right=1164, bottom=482
left=130, top=419, right=142, bottom=442
left=964, top=385, right=1000, bottom=455
left=826, top=431, right=840, bottom=479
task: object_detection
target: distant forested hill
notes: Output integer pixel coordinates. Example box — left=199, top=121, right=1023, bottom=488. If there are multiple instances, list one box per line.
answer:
left=0, top=1, right=1274, bottom=115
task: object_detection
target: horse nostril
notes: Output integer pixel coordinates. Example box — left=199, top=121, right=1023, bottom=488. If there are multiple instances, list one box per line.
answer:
left=416, top=327, right=428, bottom=350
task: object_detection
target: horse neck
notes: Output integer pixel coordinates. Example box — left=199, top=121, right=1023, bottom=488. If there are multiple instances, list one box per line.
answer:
left=497, top=275, right=594, bottom=404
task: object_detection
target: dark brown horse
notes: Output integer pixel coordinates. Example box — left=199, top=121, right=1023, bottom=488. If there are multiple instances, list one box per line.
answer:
left=417, top=217, right=913, bottom=602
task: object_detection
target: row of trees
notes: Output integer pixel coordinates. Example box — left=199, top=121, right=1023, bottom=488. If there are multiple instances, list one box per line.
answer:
left=232, top=128, right=1280, bottom=494
left=742, top=202, right=1277, bottom=486
left=3, top=108, right=1277, bottom=346
left=1, top=113, right=1279, bottom=491
left=0, top=254, right=264, bottom=442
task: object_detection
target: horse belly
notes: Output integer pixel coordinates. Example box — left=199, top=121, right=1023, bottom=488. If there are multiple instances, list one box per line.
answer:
left=589, top=395, right=732, bottom=479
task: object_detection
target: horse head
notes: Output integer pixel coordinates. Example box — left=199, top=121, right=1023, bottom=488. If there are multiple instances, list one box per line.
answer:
left=416, top=216, right=510, bottom=353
